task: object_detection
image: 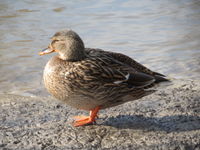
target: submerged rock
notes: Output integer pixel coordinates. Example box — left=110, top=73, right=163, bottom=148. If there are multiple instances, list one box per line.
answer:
left=0, top=80, right=200, bottom=149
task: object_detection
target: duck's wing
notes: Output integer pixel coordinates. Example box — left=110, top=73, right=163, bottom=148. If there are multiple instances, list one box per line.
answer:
left=85, top=48, right=169, bottom=83
left=71, top=54, right=157, bottom=108
left=82, top=56, right=156, bottom=89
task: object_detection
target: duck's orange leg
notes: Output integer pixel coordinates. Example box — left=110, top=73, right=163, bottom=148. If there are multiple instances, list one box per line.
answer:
left=73, top=106, right=100, bottom=127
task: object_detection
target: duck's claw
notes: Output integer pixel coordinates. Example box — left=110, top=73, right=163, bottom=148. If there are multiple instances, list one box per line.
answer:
left=73, top=115, right=90, bottom=121
left=73, top=116, right=94, bottom=127
left=73, top=115, right=99, bottom=120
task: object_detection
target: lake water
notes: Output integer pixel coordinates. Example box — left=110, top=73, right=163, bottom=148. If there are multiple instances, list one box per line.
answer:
left=0, top=0, right=200, bottom=97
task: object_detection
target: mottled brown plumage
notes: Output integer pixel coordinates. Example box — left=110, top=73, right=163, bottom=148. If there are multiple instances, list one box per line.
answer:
left=40, top=29, right=169, bottom=126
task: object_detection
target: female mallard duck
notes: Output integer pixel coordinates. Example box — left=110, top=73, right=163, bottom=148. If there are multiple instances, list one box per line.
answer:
left=39, top=29, right=168, bottom=127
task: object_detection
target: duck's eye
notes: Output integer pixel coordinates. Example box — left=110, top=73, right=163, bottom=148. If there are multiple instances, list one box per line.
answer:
left=51, top=40, right=59, bottom=45
left=53, top=40, right=59, bottom=43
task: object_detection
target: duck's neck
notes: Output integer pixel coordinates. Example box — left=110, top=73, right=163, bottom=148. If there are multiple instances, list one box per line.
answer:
left=58, top=49, right=86, bottom=62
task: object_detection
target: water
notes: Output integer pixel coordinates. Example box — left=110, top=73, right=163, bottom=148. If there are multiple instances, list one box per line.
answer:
left=1, top=0, right=200, bottom=97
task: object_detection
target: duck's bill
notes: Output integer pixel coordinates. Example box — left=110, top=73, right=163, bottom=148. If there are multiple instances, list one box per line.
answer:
left=39, top=48, right=55, bottom=56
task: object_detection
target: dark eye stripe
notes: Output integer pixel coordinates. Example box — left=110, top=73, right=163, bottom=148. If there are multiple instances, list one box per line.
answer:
left=51, top=40, right=59, bottom=45
left=53, top=40, right=59, bottom=43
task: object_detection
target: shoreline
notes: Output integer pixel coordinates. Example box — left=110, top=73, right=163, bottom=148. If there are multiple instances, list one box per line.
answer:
left=0, top=79, right=200, bottom=149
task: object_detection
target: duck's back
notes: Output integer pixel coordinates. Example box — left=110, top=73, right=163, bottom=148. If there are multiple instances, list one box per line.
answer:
left=85, top=48, right=168, bottom=83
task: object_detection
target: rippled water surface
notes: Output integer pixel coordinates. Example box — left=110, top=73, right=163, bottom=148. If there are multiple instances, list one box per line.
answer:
left=1, top=0, right=200, bottom=96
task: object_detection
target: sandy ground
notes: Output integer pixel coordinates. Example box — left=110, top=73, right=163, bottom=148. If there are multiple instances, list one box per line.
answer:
left=0, top=79, right=200, bottom=150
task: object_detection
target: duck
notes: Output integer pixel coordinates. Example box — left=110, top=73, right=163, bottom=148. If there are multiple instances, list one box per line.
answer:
left=39, top=29, right=169, bottom=127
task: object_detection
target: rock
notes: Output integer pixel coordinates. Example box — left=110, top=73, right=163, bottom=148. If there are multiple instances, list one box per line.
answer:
left=0, top=79, right=200, bottom=150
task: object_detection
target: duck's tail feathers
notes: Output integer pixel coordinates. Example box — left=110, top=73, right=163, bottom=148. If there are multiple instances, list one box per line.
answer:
left=154, top=74, right=170, bottom=83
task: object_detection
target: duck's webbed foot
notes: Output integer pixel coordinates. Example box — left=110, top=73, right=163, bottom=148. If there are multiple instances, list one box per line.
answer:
left=73, top=106, right=100, bottom=127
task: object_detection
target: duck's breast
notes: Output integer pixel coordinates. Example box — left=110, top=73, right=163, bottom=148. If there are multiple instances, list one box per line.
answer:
left=43, top=56, right=105, bottom=110
left=43, top=56, right=71, bottom=100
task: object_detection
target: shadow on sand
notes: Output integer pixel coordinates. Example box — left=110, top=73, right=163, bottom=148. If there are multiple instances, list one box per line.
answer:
left=101, top=114, right=200, bottom=132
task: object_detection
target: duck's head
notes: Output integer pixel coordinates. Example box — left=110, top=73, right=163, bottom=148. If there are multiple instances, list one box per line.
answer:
left=39, top=29, right=86, bottom=61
